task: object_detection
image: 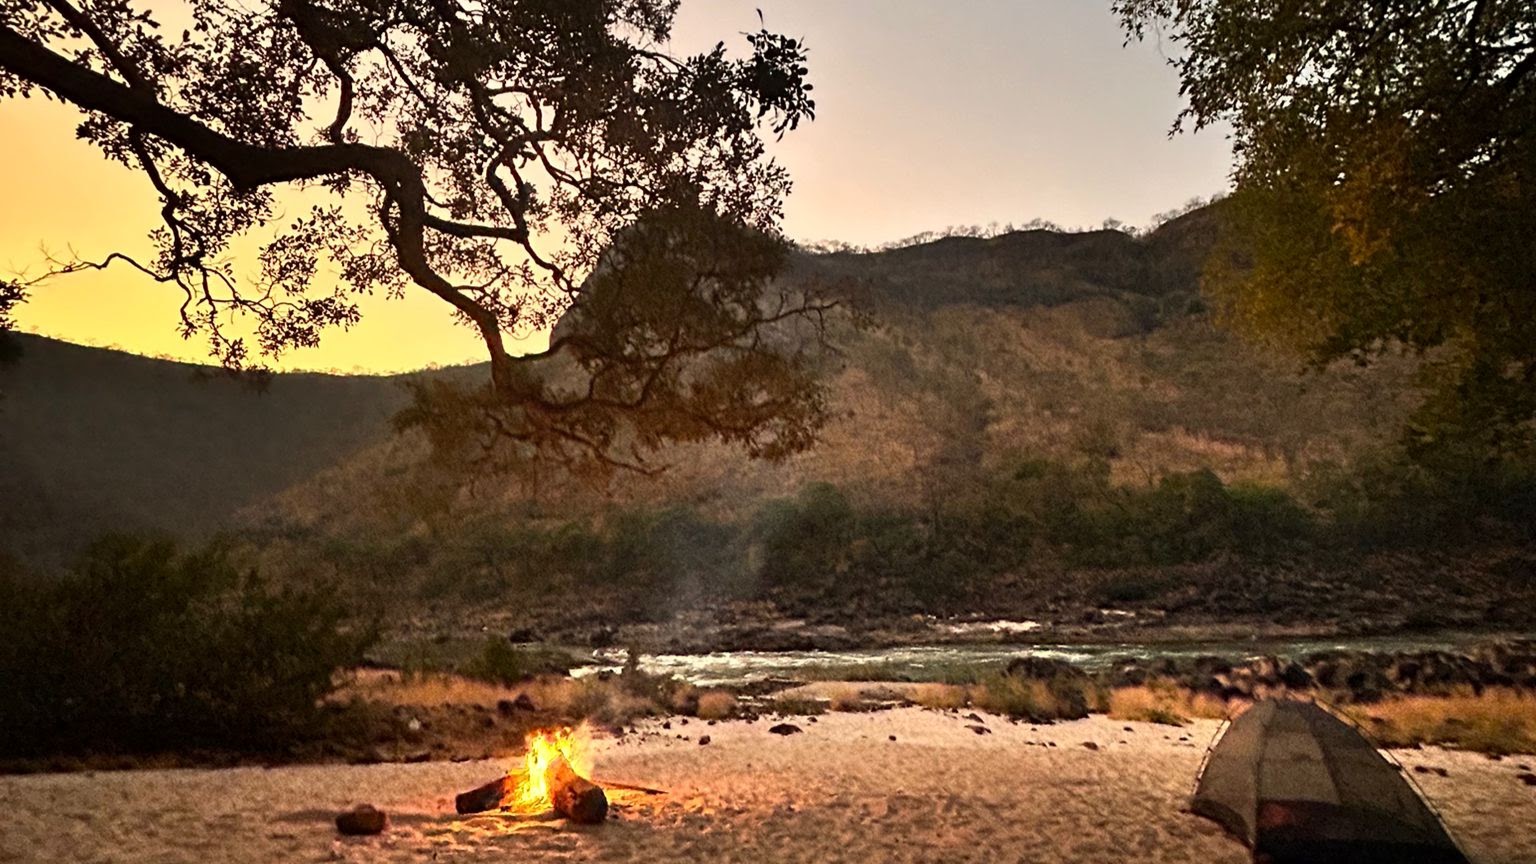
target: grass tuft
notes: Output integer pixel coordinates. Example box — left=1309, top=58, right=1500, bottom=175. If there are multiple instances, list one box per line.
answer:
left=1353, top=688, right=1536, bottom=755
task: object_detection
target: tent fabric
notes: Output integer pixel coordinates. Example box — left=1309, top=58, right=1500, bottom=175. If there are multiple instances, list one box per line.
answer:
left=1191, top=699, right=1470, bottom=864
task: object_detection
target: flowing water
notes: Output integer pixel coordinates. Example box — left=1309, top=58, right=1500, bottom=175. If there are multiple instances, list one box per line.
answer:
left=572, top=629, right=1504, bottom=687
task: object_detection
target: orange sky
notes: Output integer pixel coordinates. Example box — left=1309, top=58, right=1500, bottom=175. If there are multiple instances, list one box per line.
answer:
left=2, top=1, right=1231, bottom=373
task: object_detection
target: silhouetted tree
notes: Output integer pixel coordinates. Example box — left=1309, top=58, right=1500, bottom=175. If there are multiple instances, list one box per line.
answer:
left=0, top=280, right=20, bottom=364
left=1118, top=0, right=1536, bottom=461
left=0, top=0, right=826, bottom=468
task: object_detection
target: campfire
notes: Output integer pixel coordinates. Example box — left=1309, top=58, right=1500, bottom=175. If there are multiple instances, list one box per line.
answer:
left=456, top=726, right=609, bottom=824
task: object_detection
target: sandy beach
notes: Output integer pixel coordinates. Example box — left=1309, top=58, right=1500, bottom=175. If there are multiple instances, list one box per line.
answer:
left=2, top=708, right=1533, bottom=864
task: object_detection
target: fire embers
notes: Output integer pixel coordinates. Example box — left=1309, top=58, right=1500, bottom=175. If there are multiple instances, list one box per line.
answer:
left=455, top=726, right=608, bottom=824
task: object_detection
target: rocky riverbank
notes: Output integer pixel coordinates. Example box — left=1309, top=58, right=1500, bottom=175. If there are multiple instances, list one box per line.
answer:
left=1093, top=639, right=1536, bottom=704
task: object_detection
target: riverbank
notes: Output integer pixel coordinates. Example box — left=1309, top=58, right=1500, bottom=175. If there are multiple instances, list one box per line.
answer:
left=9, top=636, right=1536, bottom=776
left=3, top=709, right=1532, bottom=864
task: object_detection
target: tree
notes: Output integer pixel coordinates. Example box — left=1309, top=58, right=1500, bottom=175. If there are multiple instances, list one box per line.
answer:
left=1117, top=1, right=1536, bottom=461
left=0, top=0, right=827, bottom=467
left=0, top=279, right=20, bottom=363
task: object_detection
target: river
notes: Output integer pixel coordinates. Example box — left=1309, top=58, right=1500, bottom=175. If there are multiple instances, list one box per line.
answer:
left=573, top=630, right=1504, bottom=687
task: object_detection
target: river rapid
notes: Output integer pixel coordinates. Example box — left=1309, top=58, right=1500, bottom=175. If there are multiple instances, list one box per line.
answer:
left=573, top=629, right=1507, bottom=687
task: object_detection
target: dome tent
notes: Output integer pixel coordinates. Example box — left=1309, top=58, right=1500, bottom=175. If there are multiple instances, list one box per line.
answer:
left=1192, top=699, right=1470, bottom=864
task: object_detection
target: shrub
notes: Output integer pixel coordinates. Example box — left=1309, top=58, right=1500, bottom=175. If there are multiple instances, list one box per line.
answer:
left=695, top=690, right=739, bottom=720
left=971, top=673, right=1090, bottom=722
left=0, top=535, right=374, bottom=757
left=459, top=638, right=576, bottom=685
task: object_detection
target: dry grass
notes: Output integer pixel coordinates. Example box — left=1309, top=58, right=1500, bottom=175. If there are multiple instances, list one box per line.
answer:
left=765, top=696, right=829, bottom=716
left=334, top=669, right=523, bottom=707
left=332, top=669, right=670, bottom=728
left=336, top=670, right=1536, bottom=756
left=969, top=676, right=1088, bottom=721
left=695, top=690, right=738, bottom=720
left=909, top=683, right=969, bottom=710
left=823, top=684, right=881, bottom=712
left=1351, top=688, right=1536, bottom=755
left=1107, top=683, right=1230, bottom=726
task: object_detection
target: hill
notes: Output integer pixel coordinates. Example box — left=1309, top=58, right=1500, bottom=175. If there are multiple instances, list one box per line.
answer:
left=253, top=207, right=1415, bottom=527
left=221, top=209, right=1527, bottom=644
left=0, top=334, right=411, bottom=567
left=15, top=207, right=1512, bottom=643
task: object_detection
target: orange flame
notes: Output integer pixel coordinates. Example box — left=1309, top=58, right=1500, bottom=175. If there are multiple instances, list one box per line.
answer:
left=505, top=725, right=593, bottom=814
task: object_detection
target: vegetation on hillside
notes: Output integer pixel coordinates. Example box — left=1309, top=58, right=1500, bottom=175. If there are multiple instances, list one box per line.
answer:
left=250, top=450, right=1536, bottom=633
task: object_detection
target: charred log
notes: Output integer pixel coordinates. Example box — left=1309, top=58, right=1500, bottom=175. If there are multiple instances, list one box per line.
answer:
left=454, top=754, right=608, bottom=824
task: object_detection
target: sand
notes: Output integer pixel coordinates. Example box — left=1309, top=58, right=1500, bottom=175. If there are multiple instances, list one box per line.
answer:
left=2, top=709, right=1533, bottom=863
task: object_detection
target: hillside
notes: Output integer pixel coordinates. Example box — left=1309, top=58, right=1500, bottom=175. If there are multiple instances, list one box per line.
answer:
left=216, top=210, right=1516, bottom=644
left=0, top=334, right=412, bottom=567
left=250, top=208, right=1416, bottom=527
left=3, top=208, right=1433, bottom=604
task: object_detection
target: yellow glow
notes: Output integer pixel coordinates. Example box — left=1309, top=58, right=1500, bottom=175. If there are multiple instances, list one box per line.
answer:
left=507, top=725, right=593, bottom=814
left=2, top=3, right=1234, bottom=372
left=1, top=96, right=542, bottom=374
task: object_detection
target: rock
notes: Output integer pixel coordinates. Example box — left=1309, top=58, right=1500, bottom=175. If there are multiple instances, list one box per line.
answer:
left=967, top=725, right=991, bottom=736
left=589, top=626, right=618, bottom=648
left=1082, top=742, right=1100, bottom=751
left=1516, top=773, right=1536, bottom=786
left=889, top=735, right=897, bottom=742
left=698, top=735, right=711, bottom=746
left=963, top=713, right=986, bottom=724
left=1003, top=657, right=1087, bottom=682
left=1279, top=662, right=1314, bottom=690
left=768, top=723, right=802, bottom=736
left=336, top=805, right=387, bottom=836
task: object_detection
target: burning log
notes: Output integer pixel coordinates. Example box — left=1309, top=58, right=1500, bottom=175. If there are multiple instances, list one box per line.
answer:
left=455, top=775, right=515, bottom=816
left=455, top=726, right=608, bottom=824
left=545, top=753, right=608, bottom=824
left=455, top=754, right=608, bottom=823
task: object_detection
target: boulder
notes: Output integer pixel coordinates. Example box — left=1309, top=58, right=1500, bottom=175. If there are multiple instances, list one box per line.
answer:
left=336, top=804, right=387, bottom=836
left=1004, top=656, right=1087, bottom=682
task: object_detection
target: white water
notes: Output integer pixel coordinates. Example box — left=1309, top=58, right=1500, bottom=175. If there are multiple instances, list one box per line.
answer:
left=573, top=630, right=1492, bottom=687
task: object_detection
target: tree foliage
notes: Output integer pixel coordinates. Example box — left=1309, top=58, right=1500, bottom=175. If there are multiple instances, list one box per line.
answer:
left=0, top=279, right=21, bottom=363
left=0, top=0, right=826, bottom=467
left=1118, top=0, right=1536, bottom=460
left=0, top=535, right=374, bottom=756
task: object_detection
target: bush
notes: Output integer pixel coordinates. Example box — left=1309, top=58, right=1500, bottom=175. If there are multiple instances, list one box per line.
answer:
left=0, top=535, right=374, bottom=757
left=972, top=673, right=1091, bottom=722
left=459, top=638, right=576, bottom=685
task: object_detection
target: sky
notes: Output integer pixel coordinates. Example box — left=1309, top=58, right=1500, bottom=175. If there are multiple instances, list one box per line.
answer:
left=2, top=0, right=1231, bottom=374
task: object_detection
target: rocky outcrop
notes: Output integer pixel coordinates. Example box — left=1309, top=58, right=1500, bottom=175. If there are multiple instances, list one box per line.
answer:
left=1098, top=640, right=1536, bottom=704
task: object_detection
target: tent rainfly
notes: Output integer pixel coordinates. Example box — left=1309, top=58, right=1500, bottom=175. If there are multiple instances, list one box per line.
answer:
left=1192, top=699, right=1470, bottom=864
